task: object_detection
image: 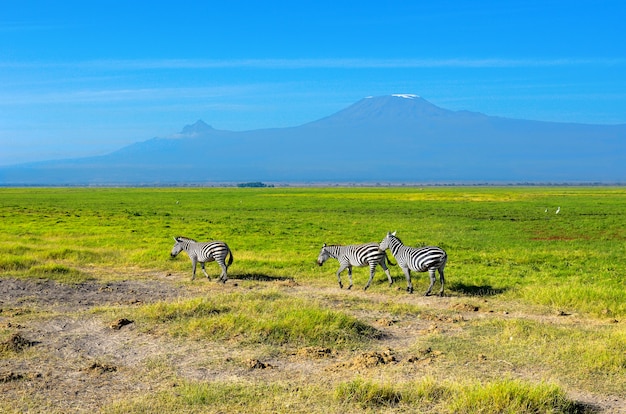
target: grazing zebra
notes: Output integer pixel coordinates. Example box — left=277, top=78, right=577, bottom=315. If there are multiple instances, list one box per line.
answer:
left=379, top=231, right=447, bottom=295
left=170, top=236, right=234, bottom=282
left=317, top=243, right=395, bottom=290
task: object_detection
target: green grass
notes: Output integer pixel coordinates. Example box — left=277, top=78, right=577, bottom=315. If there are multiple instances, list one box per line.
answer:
left=2, top=186, right=625, bottom=315
left=103, top=377, right=580, bottom=413
left=335, top=377, right=579, bottom=413
left=1, top=186, right=624, bottom=412
left=420, top=317, right=626, bottom=395
left=125, top=290, right=380, bottom=348
left=446, top=379, right=579, bottom=414
left=103, top=380, right=327, bottom=414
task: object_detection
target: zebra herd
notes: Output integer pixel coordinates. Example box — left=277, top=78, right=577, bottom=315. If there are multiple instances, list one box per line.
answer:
left=170, top=231, right=448, bottom=296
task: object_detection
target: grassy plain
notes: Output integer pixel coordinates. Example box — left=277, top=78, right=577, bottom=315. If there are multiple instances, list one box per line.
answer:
left=1, top=186, right=625, bottom=412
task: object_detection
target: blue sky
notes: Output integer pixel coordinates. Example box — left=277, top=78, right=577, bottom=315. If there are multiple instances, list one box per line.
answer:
left=1, top=0, right=625, bottom=165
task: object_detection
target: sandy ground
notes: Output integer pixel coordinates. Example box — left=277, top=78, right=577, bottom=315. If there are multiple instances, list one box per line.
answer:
left=1, top=276, right=624, bottom=413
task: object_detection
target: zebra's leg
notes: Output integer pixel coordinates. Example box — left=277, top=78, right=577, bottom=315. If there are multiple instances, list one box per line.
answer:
left=191, top=259, right=197, bottom=280
left=200, top=262, right=210, bottom=279
left=438, top=267, right=445, bottom=296
left=218, top=261, right=228, bottom=283
left=364, top=263, right=376, bottom=290
left=336, top=264, right=348, bottom=289
left=346, top=265, right=353, bottom=290
left=402, top=267, right=413, bottom=293
left=380, top=261, right=393, bottom=286
left=425, top=268, right=437, bottom=296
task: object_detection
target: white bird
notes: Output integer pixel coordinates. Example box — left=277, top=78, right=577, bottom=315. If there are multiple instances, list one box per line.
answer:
left=556, top=207, right=560, bottom=214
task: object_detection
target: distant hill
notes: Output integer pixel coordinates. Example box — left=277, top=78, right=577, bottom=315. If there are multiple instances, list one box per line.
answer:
left=1, top=94, right=625, bottom=185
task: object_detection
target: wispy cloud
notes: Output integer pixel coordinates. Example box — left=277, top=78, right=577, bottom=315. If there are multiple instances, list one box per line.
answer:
left=0, top=84, right=274, bottom=106
left=125, top=57, right=626, bottom=69
left=2, top=57, right=624, bottom=71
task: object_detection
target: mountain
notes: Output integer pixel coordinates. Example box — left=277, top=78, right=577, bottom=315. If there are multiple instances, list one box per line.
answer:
left=1, top=94, right=625, bottom=185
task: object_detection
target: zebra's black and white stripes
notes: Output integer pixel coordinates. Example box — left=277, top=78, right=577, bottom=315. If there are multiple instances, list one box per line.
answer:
left=171, top=236, right=234, bottom=282
left=379, top=231, right=447, bottom=295
left=317, top=243, right=395, bottom=290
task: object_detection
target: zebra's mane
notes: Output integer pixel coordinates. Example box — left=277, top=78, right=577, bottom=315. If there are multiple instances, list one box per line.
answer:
left=388, top=233, right=404, bottom=245
left=324, top=244, right=342, bottom=247
left=175, top=236, right=197, bottom=243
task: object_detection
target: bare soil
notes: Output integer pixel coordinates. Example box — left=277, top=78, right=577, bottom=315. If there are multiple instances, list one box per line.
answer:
left=1, top=275, right=624, bottom=413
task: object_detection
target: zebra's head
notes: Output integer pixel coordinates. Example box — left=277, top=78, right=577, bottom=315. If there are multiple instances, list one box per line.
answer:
left=316, top=243, right=331, bottom=266
left=170, top=236, right=188, bottom=257
left=379, top=231, right=397, bottom=252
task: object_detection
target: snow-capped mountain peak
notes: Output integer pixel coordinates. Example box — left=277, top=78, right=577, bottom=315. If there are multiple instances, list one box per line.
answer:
left=391, top=94, right=420, bottom=99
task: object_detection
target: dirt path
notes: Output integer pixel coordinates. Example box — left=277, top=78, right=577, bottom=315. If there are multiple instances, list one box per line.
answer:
left=1, top=276, right=624, bottom=413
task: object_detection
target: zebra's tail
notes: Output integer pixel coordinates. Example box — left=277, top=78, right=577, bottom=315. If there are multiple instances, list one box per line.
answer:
left=227, top=249, right=234, bottom=267
left=384, top=251, right=396, bottom=266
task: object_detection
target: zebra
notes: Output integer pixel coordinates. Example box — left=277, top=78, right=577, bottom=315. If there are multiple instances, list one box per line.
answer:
left=170, top=236, right=234, bottom=282
left=317, top=243, right=395, bottom=290
left=379, top=231, right=447, bottom=295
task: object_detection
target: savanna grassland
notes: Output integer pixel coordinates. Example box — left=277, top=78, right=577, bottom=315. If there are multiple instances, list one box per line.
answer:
left=0, top=187, right=625, bottom=413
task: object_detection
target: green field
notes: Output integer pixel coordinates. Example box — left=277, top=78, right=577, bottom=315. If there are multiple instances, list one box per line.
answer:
left=1, top=187, right=625, bottom=413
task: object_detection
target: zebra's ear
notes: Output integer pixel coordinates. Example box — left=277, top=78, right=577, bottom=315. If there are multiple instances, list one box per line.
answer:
left=391, top=231, right=397, bottom=236
left=174, top=236, right=180, bottom=242
left=323, top=243, right=327, bottom=247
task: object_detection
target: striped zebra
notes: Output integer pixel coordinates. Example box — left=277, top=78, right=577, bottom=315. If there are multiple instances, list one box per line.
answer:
left=170, top=236, right=234, bottom=282
left=317, top=243, right=395, bottom=290
left=379, top=231, right=447, bottom=295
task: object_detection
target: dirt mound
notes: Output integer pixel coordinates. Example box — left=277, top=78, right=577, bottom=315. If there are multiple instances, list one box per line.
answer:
left=295, top=346, right=336, bottom=358
left=452, top=302, right=480, bottom=312
left=0, top=371, right=41, bottom=384
left=1, top=333, right=37, bottom=352
left=406, top=347, right=444, bottom=365
left=85, top=362, right=118, bottom=374
left=418, top=323, right=442, bottom=335
left=245, top=359, right=273, bottom=370
left=334, top=349, right=397, bottom=370
left=109, top=318, right=134, bottom=330
left=375, top=318, right=397, bottom=326
left=0, top=372, right=24, bottom=383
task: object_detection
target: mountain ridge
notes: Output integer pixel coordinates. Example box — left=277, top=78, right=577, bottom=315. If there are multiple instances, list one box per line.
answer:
left=1, top=95, right=624, bottom=185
